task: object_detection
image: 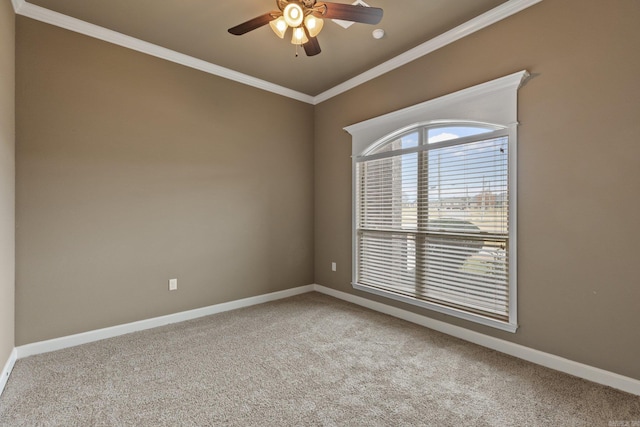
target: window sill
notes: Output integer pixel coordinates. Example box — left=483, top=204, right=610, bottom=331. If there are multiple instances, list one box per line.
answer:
left=353, top=282, right=518, bottom=333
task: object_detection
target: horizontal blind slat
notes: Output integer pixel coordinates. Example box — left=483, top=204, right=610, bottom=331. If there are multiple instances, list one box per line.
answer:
left=356, top=133, right=510, bottom=320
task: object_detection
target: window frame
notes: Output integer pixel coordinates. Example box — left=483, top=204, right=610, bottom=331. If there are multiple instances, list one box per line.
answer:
left=345, top=71, right=529, bottom=333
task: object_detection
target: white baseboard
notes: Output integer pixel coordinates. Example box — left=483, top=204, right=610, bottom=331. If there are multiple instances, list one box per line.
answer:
left=8, top=283, right=639, bottom=398
left=0, top=348, right=17, bottom=398
left=16, top=285, right=314, bottom=359
left=312, top=284, right=640, bottom=396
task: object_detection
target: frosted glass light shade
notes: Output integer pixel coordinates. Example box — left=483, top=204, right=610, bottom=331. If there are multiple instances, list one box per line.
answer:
left=283, top=3, right=304, bottom=27
left=269, top=17, right=288, bottom=39
left=304, top=15, right=323, bottom=38
left=291, top=26, right=309, bottom=45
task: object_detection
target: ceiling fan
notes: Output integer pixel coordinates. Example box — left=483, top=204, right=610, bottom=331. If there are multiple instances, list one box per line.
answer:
left=228, top=0, right=383, bottom=56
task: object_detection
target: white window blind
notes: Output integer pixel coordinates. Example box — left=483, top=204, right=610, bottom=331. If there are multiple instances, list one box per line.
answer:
left=346, top=71, right=528, bottom=332
left=356, top=128, right=511, bottom=323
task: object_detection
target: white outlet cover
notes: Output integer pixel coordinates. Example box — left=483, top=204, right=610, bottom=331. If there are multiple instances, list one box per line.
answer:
left=331, top=262, right=337, bottom=272
left=169, top=278, right=178, bottom=291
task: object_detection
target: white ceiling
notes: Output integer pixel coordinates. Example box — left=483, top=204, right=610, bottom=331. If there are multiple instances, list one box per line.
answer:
left=12, top=0, right=541, bottom=103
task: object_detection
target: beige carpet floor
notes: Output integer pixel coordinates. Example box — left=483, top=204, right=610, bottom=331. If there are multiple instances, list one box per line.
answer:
left=1, top=292, right=639, bottom=426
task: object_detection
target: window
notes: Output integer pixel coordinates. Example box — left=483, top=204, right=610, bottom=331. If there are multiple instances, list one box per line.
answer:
left=346, top=71, right=528, bottom=332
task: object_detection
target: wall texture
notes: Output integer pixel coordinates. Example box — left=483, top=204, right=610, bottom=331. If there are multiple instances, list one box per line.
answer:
left=0, top=0, right=15, bottom=367
left=315, top=0, right=640, bottom=379
left=15, top=18, right=314, bottom=344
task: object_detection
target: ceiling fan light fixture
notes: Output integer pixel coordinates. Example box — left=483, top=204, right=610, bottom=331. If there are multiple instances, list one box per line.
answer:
left=291, top=26, right=309, bottom=45
left=283, top=3, right=304, bottom=28
left=269, top=16, right=288, bottom=38
left=304, top=15, right=324, bottom=38
left=228, top=0, right=383, bottom=57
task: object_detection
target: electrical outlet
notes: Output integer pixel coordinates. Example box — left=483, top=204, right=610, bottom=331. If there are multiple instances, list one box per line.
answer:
left=169, top=278, right=178, bottom=291
left=331, top=262, right=337, bottom=272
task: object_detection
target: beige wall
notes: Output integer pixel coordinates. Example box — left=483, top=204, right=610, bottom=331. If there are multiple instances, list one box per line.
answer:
left=0, top=0, right=15, bottom=366
left=315, top=0, right=640, bottom=379
left=15, top=18, right=314, bottom=344
left=11, top=0, right=640, bottom=382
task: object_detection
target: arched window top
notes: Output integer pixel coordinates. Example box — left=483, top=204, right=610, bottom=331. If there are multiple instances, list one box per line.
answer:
left=427, top=123, right=497, bottom=144
left=346, top=71, right=529, bottom=333
left=345, top=70, right=529, bottom=158
left=365, top=121, right=503, bottom=156
left=366, top=130, right=419, bottom=155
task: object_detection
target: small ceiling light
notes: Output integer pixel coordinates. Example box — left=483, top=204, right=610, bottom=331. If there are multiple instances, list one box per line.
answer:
left=372, top=28, right=385, bottom=39
left=291, top=26, right=309, bottom=45
left=283, top=3, right=304, bottom=28
left=269, top=16, right=288, bottom=39
left=304, top=15, right=324, bottom=38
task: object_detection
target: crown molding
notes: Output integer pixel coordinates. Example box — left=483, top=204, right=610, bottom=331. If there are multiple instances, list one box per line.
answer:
left=11, top=0, right=22, bottom=13
left=12, top=0, right=315, bottom=104
left=12, top=0, right=542, bottom=105
left=313, top=0, right=543, bottom=104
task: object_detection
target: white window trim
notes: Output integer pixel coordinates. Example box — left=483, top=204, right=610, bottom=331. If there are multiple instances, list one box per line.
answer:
left=345, top=70, right=529, bottom=333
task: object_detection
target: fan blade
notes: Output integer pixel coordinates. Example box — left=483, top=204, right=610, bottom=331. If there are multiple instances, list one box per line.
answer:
left=303, top=35, right=321, bottom=56
left=302, top=23, right=321, bottom=56
left=228, top=12, right=278, bottom=35
left=318, top=2, right=383, bottom=24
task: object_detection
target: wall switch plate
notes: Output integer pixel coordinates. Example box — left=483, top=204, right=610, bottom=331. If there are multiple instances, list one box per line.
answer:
left=331, top=262, right=337, bottom=272
left=169, top=278, right=178, bottom=291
